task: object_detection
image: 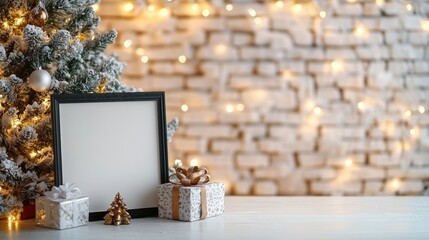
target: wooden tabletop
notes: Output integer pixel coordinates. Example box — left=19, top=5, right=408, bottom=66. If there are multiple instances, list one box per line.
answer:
left=1, top=197, right=428, bottom=240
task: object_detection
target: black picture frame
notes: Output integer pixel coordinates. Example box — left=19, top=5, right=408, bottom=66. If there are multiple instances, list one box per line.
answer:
left=51, top=92, right=169, bottom=221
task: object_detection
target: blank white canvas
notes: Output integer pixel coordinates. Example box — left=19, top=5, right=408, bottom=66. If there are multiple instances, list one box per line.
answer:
left=59, top=101, right=160, bottom=212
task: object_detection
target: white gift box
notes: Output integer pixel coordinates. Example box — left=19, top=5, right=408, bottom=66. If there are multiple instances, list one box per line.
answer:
left=35, top=196, right=89, bottom=230
left=158, top=182, right=224, bottom=222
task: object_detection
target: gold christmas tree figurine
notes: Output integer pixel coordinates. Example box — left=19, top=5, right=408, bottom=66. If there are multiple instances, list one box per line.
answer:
left=104, top=192, right=131, bottom=226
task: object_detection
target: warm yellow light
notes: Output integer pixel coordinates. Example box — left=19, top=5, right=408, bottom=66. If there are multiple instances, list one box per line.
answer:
left=319, top=11, right=326, bottom=18
left=421, top=20, right=429, bottom=32
left=15, top=17, right=24, bottom=26
left=226, top=4, right=233, bottom=11
left=2, top=21, right=9, bottom=29
left=275, top=0, right=284, bottom=8
left=304, top=99, right=316, bottom=111
left=281, top=70, right=292, bottom=80
left=331, top=60, right=343, bottom=73
left=192, top=3, right=199, bottom=11
left=42, top=97, right=50, bottom=105
left=347, top=0, right=357, bottom=2
left=410, top=128, right=416, bottom=136
left=181, top=104, right=189, bottom=112
left=30, top=152, right=37, bottom=158
left=190, top=158, right=199, bottom=167
left=381, top=120, right=396, bottom=136
left=136, top=48, right=145, bottom=56
left=215, top=43, right=227, bottom=55
left=375, top=0, right=384, bottom=6
left=8, top=214, right=18, bottom=222
left=40, top=11, right=47, bottom=20
left=418, top=105, right=426, bottom=114
left=390, top=178, right=401, bottom=190
left=403, top=141, right=411, bottom=151
left=254, top=17, right=262, bottom=25
left=123, top=39, right=133, bottom=48
left=123, top=2, right=135, bottom=12
left=175, top=159, right=183, bottom=166
left=406, top=3, right=413, bottom=12
left=344, top=158, right=353, bottom=167
left=91, top=4, right=99, bottom=12
left=158, top=8, right=170, bottom=17
left=313, top=106, right=322, bottom=115
left=32, top=116, right=40, bottom=121
left=13, top=120, right=21, bottom=127
left=292, top=4, right=303, bottom=13
left=147, top=5, right=156, bottom=12
left=226, top=104, right=235, bottom=113
left=248, top=8, right=257, bottom=17
left=357, top=101, right=365, bottom=112
left=178, top=55, right=187, bottom=64
left=236, top=103, right=245, bottom=112
left=354, top=25, right=368, bottom=37
left=403, top=110, right=412, bottom=118
left=202, top=9, right=210, bottom=17
left=141, top=55, right=149, bottom=63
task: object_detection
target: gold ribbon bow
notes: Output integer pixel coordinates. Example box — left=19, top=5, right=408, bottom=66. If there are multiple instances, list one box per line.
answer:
left=169, top=166, right=210, bottom=186
left=168, top=166, right=211, bottom=220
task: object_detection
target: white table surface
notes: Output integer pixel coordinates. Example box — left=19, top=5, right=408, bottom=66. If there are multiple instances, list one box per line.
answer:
left=1, top=197, right=428, bottom=240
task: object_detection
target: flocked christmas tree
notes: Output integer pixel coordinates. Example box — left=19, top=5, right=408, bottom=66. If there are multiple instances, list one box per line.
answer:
left=0, top=0, right=178, bottom=218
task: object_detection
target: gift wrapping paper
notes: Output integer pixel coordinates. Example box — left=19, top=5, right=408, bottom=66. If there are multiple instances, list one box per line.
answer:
left=158, top=182, right=224, bottom=222
left=35, top=196, right=89, bottom=230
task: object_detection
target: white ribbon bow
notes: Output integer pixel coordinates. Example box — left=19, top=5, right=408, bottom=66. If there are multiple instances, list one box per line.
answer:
left=45, top=183, right=81, bottom=200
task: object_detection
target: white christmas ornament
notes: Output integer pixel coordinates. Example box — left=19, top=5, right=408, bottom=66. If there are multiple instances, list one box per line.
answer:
left=29, top=68, right=52, bottom=92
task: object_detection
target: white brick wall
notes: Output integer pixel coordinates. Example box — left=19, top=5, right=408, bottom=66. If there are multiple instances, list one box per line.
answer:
left=99, top=0, right=429, bottom=196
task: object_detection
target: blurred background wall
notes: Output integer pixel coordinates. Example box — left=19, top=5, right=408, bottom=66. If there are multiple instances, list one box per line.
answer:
left=97, top=0, right=429, bottom=196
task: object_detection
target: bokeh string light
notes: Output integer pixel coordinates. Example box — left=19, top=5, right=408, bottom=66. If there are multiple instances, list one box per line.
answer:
left=115, top=0, right=425, bottom=196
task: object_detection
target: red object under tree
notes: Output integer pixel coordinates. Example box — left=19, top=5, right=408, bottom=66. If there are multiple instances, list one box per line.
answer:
left=20, top=202, right=35, bottom=219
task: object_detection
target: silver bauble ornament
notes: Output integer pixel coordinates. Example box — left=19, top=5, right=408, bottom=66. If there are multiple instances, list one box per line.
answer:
left=29, top=68, right=52, bottom=92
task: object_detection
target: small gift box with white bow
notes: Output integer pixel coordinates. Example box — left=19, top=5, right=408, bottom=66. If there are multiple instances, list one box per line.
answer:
left=35, top=183, right=89, bottom=230
left=158, top=166, right=224, bottom=222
